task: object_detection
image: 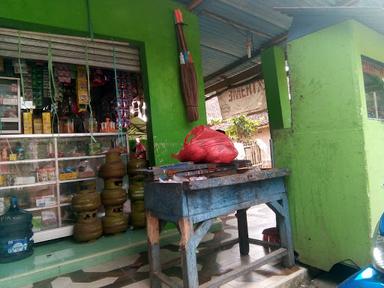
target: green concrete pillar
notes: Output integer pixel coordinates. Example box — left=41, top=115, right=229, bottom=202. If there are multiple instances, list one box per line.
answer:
left=272, top=20, right=377, bottom=271
left=261, top=46, right=291, bottom=129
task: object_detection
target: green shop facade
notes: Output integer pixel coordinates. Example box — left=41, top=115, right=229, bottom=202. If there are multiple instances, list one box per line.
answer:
left=0, top=0, right=206, bottom=166
left=0, top=1, right=206, bottom=286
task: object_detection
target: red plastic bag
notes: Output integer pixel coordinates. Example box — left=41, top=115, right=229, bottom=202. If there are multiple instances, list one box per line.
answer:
left=173, top=126, right=238, bottom=163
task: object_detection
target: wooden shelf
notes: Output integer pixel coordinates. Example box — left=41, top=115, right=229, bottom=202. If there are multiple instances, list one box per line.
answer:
left=25, top=202, right=71, bottom=212
left=0, top=130, right=128, bottom=242
left=26, top=205, right=58, bottom=212
left=58, top=153, right=128, bottom=161
left=0, top=118, right=18, bottom=122
left=0, top=180, right=56, bottom=191
left=0, top=158, right=54, bottom=165
left=59, top=177, right=97, bottom=184
left=33, top=225, right=74, bottom=243
left=58, top=155, right=105, bottom=161
left=0, top=132, right=127, bottom=139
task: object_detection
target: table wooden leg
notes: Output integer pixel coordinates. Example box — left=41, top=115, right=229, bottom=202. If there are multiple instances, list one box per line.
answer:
left=179, top=217, right=199, bottom=288
left=236, top=209, right=249, bottom=255
left=277, top=195, right=295, bottom=267
left=146, top=211, right=161, bottom=288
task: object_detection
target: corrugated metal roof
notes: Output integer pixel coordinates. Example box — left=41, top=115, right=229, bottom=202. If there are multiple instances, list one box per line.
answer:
left=176, top=0, right=383, bottom=90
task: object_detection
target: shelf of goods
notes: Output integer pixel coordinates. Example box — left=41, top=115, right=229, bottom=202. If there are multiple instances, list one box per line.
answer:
left=0, top=132, right=129, bottom=243
left=0, top=77, right=21, bottom=134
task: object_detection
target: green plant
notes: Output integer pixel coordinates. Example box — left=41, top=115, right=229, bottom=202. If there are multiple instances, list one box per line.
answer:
left=208, top=118, right=223, bottom=126
left=226, top=115, right=259, bottom=141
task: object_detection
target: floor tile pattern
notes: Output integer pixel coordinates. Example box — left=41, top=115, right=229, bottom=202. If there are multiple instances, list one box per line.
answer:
left=32, top=205, right=299, bottom=288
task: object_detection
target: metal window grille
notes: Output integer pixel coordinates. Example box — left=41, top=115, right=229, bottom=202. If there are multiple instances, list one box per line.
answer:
left=0, top=28, right=140, bottom=71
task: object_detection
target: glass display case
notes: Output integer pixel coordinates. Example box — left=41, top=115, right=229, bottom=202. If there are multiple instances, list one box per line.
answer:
left=0, top=77, right=21, bottom=134
left=0, top=132, right=128, bottom=242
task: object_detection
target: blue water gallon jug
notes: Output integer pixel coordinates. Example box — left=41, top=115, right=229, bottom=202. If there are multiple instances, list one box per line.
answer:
left=0, top=196, right=33, bottom=263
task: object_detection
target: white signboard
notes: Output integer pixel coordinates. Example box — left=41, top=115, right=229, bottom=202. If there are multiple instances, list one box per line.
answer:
left=218, top=80, right=266, bottom=119
left=205, top=96, right=222, bottom=121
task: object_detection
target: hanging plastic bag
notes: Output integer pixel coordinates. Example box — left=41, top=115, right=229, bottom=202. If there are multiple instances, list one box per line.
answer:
left=173, top=126, right=238, bottom=163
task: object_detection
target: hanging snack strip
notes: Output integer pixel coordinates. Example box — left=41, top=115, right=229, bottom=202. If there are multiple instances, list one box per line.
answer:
left=17, top=33, right=26, bottom=106
left=47, top=43, right=59, bottom=134
left=77, top=65, right=88, bottom=113
left=116, top=72, right=131, bottom=130
left=113, top=48, right=126, bottom=150
left=84, top=46, right=97, bottom=145
left=17, top=34, right=34, bottom=135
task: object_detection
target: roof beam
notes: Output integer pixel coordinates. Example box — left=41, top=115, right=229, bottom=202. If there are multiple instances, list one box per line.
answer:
left=188, top=0, right=204, bottom=11
left=205, top=64, right=262, bottom=95
left=218, top=0, right=290, bottom=30
left=204, top=32, right=287, bottom=82
left=202, top=10, right=271, bottom=38
left=337, top=0, right=359, bottom=6
left=201, top=43, right=240, bottom=58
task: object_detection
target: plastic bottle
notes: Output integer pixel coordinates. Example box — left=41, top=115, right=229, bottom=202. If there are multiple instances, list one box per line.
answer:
left=0, top=197, right=34, bottom=262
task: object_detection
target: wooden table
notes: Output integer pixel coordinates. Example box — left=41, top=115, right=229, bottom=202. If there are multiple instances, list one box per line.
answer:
left=144, top=168, right=294, bottom=288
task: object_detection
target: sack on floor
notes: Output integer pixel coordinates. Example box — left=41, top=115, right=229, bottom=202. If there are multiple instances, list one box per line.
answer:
left=173, top=125, right=238, bottom=163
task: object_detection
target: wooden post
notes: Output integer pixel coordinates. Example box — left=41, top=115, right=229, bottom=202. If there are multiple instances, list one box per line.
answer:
left=146, top=211, right=161, bottom=288
left=178, top=217, right=199, bottom=288
left=236, top=209, right=249, bottom=255
left=277, top=194, right=295, bottom=267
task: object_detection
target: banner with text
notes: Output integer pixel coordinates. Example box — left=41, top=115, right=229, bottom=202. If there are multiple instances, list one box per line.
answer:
left=218, top=80, right=266, bottom=119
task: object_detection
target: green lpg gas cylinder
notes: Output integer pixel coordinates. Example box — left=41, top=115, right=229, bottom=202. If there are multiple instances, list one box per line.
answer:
left=0, top=197, right=33, bottom=263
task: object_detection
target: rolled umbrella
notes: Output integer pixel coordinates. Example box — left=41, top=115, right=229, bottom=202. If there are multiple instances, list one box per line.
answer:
left=174, top=9, right=199, bottom=122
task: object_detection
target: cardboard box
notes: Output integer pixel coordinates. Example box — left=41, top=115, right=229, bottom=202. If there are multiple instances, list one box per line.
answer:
left=23, top=112, right=33, bottom=134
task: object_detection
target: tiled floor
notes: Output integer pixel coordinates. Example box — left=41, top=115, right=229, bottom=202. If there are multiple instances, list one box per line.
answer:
left=30, top=205, right=301, bottom=288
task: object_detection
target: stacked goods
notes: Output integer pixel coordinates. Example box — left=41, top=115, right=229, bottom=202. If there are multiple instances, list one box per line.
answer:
left=72, top=181, right=102, bottom=242
left=42, top=111, right=51, bottom=134
left=99, top=150, right=128, bottom=234
left=101, top=178, right=128, bottom=234
left=23, top=110, right=52, bottom=134
left=128, top=159, right=147, bottom=228
left=22, top=111, right=33, bottom=134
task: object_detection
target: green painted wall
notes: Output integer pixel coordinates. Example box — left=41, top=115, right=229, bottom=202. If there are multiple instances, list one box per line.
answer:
left=0, top=0, right=206, bottom=165
left=353, top=22, right=384, bottom=237
left=272, top=20, right=378, bottom=270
